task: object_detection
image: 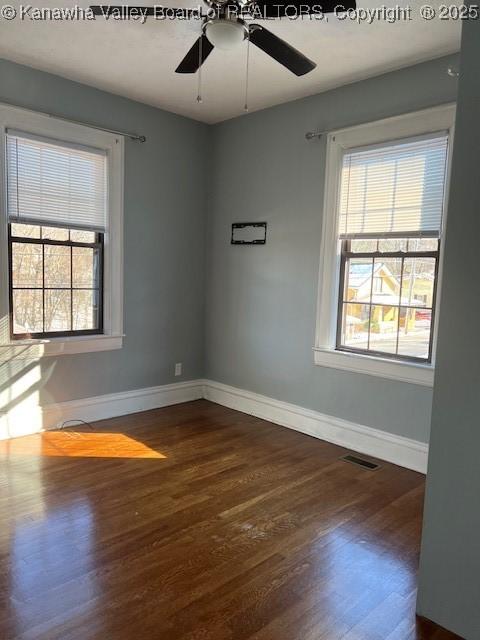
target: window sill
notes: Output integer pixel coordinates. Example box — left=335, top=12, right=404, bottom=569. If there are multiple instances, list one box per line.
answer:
left=313, top=347, right=434, bottom=387
left=0, top=334, right=123, bottom=361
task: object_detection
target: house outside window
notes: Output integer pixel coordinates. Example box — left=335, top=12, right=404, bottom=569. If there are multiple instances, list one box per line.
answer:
left=314, top=105, right=455, bottom=386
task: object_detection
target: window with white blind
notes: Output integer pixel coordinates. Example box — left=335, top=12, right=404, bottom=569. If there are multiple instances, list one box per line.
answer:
left=6, top=131, right=107, bottom=232
left=338, top=135, right=448, bottom=240
left=0, top=105, right=124, bottom=354
left=7, top=132, right=106, bottom=338
left=314, top=106, right=455, bottom=385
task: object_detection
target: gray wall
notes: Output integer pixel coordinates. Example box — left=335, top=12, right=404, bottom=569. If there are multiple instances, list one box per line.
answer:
left=0, top=58, right=209, bottom=406
left=205, top=54, right=459, bottom=444
left=417, top=20, right=480, bottom=639
left=0, top=53, right=461, bottom=446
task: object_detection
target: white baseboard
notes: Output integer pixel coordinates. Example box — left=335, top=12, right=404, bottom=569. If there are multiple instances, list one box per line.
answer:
left=0, top=376, right=428, bottom=473
left=202, top=380, right=429, bottom=474
left=0, top=379, right=204, bottom=440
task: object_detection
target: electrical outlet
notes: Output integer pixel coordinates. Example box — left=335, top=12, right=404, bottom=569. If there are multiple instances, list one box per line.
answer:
left=174, top=362, right=182, bottom=377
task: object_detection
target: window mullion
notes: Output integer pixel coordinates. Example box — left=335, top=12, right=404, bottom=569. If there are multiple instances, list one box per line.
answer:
left=336, top=241, right=348, bottom=349
left=366, top=257, right=376, bottom=351
left=70, top=245, right=73, bottom=332
left=395, top=256, right=404, bottom=355
left=42, top=242, right=45, bottom=334
left=428, top=250, right=441, bottom=361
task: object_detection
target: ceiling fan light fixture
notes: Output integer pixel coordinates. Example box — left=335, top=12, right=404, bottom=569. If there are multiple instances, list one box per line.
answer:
left=204, top=19, right=246, bottom=50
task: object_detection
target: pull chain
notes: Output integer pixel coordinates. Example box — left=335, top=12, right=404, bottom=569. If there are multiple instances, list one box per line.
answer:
left=197, top=29, right=203, bottom=104
left=244, top=32, right=250, bottom=112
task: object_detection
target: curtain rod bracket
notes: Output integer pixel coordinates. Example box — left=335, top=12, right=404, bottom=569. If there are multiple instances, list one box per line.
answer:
left=447, top=65, right=459, bottom=78
left=305, top=131, right=325, bottom=141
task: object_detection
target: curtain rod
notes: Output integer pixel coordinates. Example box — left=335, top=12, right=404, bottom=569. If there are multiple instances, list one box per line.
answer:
left=0, top=100, right=146, bottom=142
left=305, top=71, right=457, bottom=142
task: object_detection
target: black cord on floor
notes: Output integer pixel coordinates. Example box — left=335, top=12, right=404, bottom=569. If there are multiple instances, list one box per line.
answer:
left=60, top=419, right=95, bottom=431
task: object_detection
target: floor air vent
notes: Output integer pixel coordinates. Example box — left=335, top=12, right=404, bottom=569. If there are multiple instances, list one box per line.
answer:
left=341, top=454, right=381, bottom=471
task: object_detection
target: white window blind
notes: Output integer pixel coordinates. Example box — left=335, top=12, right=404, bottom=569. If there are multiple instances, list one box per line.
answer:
left=6, top=130, right=107, bottom=231
left=338, top=134, right=448, bottom=239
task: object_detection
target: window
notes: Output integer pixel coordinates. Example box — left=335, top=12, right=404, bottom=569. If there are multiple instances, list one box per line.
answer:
left=9, top=224, right=103, bottom=338
left=336, top=135, right=447, bottom=363
left=7, top=132, right=106, bottom=339
left=0, top=104, right=124, bottom=356
left=338, top=237, right=439, bottom=362
left=315, top=105, right=455, bottom=385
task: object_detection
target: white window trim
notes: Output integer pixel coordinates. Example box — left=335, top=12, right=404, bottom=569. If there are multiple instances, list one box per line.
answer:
left=314, top=104, right=456, bottom=387
left=0, top=103, right=124, bottom=359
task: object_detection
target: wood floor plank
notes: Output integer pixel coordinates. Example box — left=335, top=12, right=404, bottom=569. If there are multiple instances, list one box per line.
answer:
left=0, top=400, right=461, bottom=640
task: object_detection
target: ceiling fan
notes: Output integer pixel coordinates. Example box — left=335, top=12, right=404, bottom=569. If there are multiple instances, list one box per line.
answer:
left=91, top=0, right=356, bottom=77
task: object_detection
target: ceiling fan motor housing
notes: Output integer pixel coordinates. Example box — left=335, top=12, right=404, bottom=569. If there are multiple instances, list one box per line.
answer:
left=203, top=17, right=249, bottom=49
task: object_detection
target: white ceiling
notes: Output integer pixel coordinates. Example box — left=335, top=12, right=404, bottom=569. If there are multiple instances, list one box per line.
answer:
left=0, top=1, right=461, bottom=123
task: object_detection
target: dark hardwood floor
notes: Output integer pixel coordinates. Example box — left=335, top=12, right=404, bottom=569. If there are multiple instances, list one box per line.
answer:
left=0, top=400, right=460, bottom=640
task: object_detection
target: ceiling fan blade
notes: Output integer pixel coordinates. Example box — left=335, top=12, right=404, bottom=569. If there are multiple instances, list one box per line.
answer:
left=175, top=35, right=214, bottom=74
left=90, top=5, right=201, bottom=18
left=252, top=0, right=356, bottom=18
left=248, top=25, right=315, bottom=76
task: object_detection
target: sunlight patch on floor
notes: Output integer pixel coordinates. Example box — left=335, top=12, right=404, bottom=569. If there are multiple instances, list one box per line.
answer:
left=0, top=431, right=167, bottom=459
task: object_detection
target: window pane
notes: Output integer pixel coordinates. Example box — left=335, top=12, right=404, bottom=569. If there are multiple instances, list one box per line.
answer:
left=368, top=305, right=399, bottom=355
left=9, top=225, right=103, bottom=338
left=11, top=223, right=41, bottom=239
left=377, top=238, right=408, bottom=253
left=350, top=239, right=377, bottom=253
left=70, top=230, right=96, bottom=243
left=72, top=247, right=98, bottom=288
left=398, top=308, right=431, bottom=358
left=11, top=243, right=43, bottom=288
left=42, top=226, right=70, bottom=241
left=345, top=259, right=373, bottom=302
left=341, top=303, right=370, bottom=349
left=44, top=290, right=71, bottom=332
left=44, top=245, right=71, bottom=288
left=73, top=290, right=98, bottom=330
left=12, top=290, right=43, bottom=334
left=407, top=238, right=439, bottom=252
left=371, top=258, right=402, bottom=306
left=402, top=258, right=436, bottom=308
